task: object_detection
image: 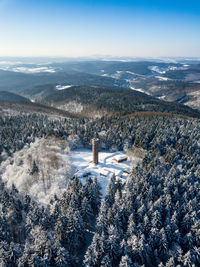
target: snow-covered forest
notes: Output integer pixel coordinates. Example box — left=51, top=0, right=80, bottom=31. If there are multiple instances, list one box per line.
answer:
left=0, top=113, right=200, bottom=266
left=1, top=137, right=74, bottom=205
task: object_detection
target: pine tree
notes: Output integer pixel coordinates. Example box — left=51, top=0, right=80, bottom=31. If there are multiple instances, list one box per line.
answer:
left=119, top=254, right=133, bottom=267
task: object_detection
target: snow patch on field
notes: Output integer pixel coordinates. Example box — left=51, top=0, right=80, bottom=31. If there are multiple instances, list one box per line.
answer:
left=149, top=66, right=168, bottom=74
left=0, top=66, right=56, bottom=73
left=155, top=76, right=171, bottom=81
left=14, top=67, right=56, bottom=73
left=0, top=138, right=74, bottom=205
left=158, top=95, right=166, bottom=100
left=126, top=71, right=136, bottom=75
left=149, top=65, right=188, bottom=74
left=0, top=60, right=23, bottom=65
left=101, top=70, right=144, bottom=79
left=56, top=84, right=73, bottom=90
left=169, top=65, right=188, bottom=71
left=130, top=86, right=150, bottom=95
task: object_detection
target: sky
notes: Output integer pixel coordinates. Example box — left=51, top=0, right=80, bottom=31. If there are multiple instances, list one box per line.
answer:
left=0, top=0, right=200, bottom=58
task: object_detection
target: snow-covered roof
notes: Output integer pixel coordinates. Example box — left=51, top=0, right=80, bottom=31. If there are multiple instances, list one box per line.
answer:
left=99, top=168, right=110, bottom=177
left=113, top=154, right=127, bottom=162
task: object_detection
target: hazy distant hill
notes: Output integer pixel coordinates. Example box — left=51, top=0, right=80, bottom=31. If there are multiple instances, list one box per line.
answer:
left=48, top=61, right=200, bottom=110
left=50, top=60, right=182, bottom=76
left=0, top=91, right=30, bottom=102
left=1, top=60, right=200, bottom=111
left=0, top=69, right=126, bottom=92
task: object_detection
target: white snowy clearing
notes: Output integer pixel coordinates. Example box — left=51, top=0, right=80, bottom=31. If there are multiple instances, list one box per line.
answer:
left=0, top=138, right=74, bottom=205
left=69, top=149, right=141, bottom=197
left=158, top=95, right=166, bottom=100
left=0, top=137, right=143, bottom=204
left=155, top=76, right=171, bottom=81
left=56, top=84, right=73, bottom=90
left=148, top=66, right=168, bottom=74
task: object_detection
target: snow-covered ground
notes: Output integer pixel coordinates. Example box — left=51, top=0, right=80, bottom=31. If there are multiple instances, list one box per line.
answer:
left=0, top=66, right=56, bottom=73
left=149, top=65, right=188, bottom=74
left=185, top=90, right=200, bottom=110
left=129, top=86, right=150, bottom=95
left=0, top=139, right=141, bottom=204
left=101, top=70, right=144, bottom=79
left=0, top=60, right=56, bottom=73
left=56, top=84, right=73, bottom=90
left=168, top=65, right=188, bottom=71
left=158, top=95, right=166, bottom=100
left=0, top=138, right=74, bottom=205
left=148, top=66, right=168, bottom=74
left=69, top=149, right=138, bottom=197
left=155, top=76, right=171, bottom=81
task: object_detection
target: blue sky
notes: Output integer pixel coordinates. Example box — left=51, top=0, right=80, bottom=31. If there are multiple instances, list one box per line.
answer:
left=0, top=0, right=200, bottom=57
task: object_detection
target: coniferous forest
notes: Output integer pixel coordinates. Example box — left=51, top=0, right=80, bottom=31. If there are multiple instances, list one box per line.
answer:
left=1, top=0, right=200, bottom=264
left=0, top=113, right=200, bottom=266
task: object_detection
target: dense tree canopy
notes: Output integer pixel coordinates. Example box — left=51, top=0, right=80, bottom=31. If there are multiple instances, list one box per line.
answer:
left=0, top=113, right=200, bottom=266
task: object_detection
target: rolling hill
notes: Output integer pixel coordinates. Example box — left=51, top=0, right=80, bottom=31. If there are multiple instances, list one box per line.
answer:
left=41, top=85, right=200, bottom=118
left=1, top=59, right=200, bottom=111
left=0, top=91, right=30, bottom=102
left=0, top=69, right=127, bottom=93
left=0, top=99, right=77, bottom=118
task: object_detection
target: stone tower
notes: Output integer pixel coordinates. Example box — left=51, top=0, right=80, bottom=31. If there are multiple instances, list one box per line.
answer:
left=92, top=138, right=99, bottom=164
